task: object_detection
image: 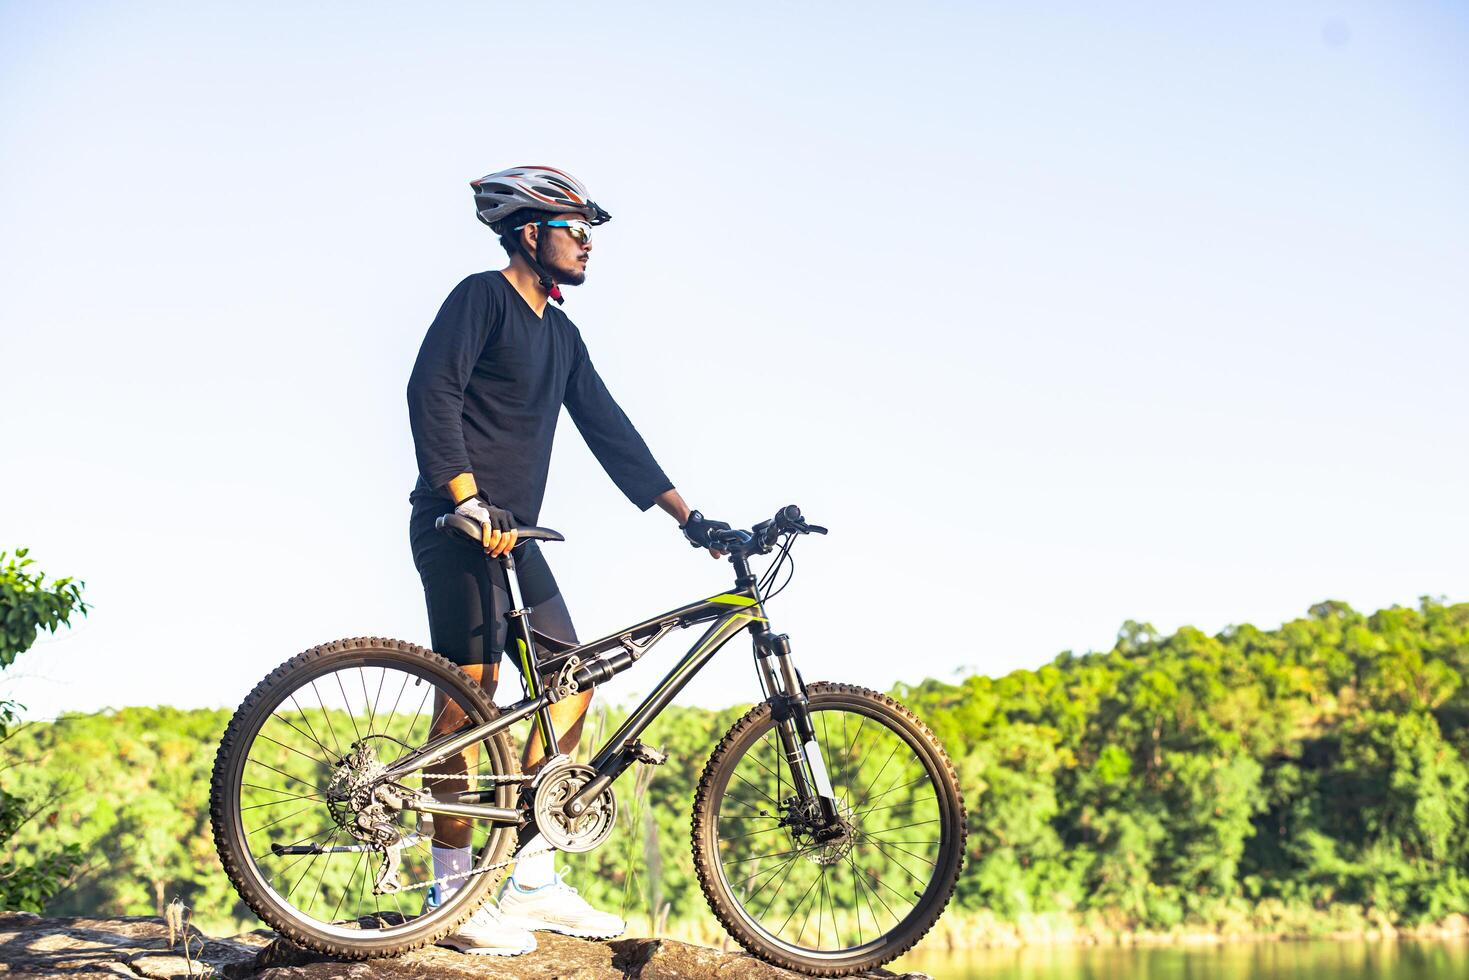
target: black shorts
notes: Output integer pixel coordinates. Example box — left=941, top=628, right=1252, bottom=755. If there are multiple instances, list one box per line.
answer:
left=409, top=499, right=578, bottom=670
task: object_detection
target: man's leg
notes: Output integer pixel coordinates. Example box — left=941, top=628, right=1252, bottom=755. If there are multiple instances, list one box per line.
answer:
left=523, top=687, right=593, bottom=771
left=412, top=503, right=510, bottom=890
left=429, top=662, right=499, bottom=851
left=509, top=548, right=591, bottom=775
left=496, top=565, right=624, bottom=939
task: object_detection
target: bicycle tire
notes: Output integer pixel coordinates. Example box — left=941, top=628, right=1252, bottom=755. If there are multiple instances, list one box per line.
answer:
left=691, top=682, right=966, bottom=976
left=209, top=636, right=519, bottom=958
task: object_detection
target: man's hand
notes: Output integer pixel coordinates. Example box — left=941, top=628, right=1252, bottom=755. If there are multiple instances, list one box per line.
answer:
left=680, top=509, right=731, bottom=558
left=455, top=496, right=518, bottom=558
left=653, top=489, right=726, bottom=559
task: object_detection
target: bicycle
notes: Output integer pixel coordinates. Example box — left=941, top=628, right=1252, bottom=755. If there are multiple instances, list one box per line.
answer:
left=209, top=505, right=966, bottom=976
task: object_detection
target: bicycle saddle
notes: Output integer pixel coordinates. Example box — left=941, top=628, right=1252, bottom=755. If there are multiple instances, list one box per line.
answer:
left=435, top=513, right=566, bottom=544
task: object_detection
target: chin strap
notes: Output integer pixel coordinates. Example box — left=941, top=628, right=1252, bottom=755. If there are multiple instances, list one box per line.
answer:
left=521, top=242, right=564, bottom=305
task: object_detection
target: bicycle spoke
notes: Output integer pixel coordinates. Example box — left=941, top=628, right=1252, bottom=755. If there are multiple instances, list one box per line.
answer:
left=333, top=671, right=364, bottom=743
left=754, top=846, right=805, bottom=918
left=246, top=757, right=324, bottom=796
left=777, top=869, right=824, bottom=938
left=287, top=694, right=336, bottom=761
left=254, top=730, right=335, bottom=772
left=851, top=775, right=931, bottom=816
left=330, top=847, right=367, bottom=924
left=862, top=818, right=940, bottom=837
left=862, top=836, right=930, bottom=887
left=246, top=802, right=324, bottom=837
left=851, top=743, right=900, bottom=814
left=309, top=681, right=344, bottom=756
left=730, top=765, right=783, bottom=806
left=241, top=782, right=325, bottom=804
left=270, top=708, right=336, bottom=766
left=871, top=837, right=937, bottom=868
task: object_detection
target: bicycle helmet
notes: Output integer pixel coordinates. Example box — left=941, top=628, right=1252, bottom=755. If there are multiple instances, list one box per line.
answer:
left=469, top=165, right=612, bottom=227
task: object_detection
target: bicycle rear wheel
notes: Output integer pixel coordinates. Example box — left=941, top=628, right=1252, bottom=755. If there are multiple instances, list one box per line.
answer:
left=691, top=682, right=965, bottom=976
left=209, top=637, right=519, bottom=958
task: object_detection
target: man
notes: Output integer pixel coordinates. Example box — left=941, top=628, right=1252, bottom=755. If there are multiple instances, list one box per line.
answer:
left=406, top=165, right=728, bottom=956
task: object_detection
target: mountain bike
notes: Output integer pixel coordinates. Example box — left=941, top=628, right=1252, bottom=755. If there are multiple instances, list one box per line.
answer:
left=209, top=505, right=966, bottom=976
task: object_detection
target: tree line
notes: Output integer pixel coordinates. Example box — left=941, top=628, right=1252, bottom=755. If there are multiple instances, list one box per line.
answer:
left=3, top=596, right=1467, bottom=939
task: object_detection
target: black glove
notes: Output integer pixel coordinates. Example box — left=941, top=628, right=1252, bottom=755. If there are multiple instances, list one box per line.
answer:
left=455, top=494, right=516, bottom=533
left=680, top=510, right=731, bottom=549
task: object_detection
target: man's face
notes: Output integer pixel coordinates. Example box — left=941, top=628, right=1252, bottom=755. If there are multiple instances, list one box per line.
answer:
left=533, top=215, right=593, bottom=287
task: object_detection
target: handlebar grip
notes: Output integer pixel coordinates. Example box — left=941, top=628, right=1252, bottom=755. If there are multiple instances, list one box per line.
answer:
left=777, top=504, right=801, bottom=523
left=710, top=528, right=754, bottom=548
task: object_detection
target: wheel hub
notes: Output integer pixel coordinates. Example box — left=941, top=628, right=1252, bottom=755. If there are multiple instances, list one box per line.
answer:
left=781, top=795, right=857, bottom=866
left=325, top=742, right=404, bottom=847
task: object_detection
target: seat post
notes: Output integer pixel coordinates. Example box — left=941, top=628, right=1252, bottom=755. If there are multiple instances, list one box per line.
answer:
left=493, top=550, right=560, bottom=758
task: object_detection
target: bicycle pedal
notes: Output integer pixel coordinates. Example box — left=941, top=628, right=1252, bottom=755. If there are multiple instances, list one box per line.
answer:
left=630, top=741, right=667, bottom=766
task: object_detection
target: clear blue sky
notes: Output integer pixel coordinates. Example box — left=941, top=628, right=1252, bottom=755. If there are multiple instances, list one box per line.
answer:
left=2, top=1, right=1466, bottom=719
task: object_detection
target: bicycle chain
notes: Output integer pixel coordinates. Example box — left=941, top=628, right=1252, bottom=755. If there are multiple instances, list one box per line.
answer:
left=417, top=772, right=532, bottom=783
left=386, top=841, right=555, bottom=894
left=379, top=771, right=540, bottom=894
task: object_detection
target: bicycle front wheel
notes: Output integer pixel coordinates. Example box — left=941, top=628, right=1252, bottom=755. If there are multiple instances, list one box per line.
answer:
left=691, top=682, right=966, bottom=977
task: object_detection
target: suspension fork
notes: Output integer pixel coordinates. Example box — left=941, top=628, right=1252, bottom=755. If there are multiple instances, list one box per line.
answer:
left=753, top=627, right=843, bottom=832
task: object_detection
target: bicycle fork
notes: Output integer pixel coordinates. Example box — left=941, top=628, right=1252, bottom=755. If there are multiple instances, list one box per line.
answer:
left=754, top=630, right=844, bottom=836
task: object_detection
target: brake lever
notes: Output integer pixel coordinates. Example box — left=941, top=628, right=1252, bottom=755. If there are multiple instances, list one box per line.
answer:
left=804, top=523, right=829, bottom=535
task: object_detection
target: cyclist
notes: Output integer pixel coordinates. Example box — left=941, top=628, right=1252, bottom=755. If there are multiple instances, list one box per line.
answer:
left=406, top=165, right=729, bottom=955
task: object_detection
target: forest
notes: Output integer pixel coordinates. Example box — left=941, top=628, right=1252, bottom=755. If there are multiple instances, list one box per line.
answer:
left=4, top=597, right=1468, bottom=944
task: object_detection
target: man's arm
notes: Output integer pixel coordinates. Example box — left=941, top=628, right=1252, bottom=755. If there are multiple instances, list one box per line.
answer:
left=407, top=277, right=517, bottom=557
left=562, top=333, right=675, bottom=510
left=562, top=338, right=724, bottom=557
left=652, top=488, right=693, bottom=525
left=406, top=275, right=499, bottom=491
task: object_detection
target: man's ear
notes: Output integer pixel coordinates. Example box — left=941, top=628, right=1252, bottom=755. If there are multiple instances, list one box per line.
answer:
left=520, top=222, right=539, bottom=260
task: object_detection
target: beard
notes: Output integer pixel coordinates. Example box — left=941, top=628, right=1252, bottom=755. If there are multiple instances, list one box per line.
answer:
left=540, top=238, right=587, bottom=286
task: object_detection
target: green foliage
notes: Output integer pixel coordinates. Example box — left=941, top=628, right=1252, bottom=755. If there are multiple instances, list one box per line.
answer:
left=3, top=597, right=1469, bottom=936
left=0, top=548, right=88, bottom=911
left=0, top=548, right=88, bottom=676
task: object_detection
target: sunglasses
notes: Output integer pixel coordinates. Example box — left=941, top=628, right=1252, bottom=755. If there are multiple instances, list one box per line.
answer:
left=514, top=218, right=593, bottom=245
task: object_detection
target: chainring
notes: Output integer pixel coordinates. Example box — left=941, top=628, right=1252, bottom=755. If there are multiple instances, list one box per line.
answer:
left=532, top=763, right=617, bottom=853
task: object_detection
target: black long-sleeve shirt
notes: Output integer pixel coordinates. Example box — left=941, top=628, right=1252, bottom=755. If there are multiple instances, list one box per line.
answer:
left=407, top=271, right=673, bottom=524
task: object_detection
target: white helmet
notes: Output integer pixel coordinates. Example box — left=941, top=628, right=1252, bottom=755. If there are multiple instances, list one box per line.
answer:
left=469, top=165, right=612, bottom=227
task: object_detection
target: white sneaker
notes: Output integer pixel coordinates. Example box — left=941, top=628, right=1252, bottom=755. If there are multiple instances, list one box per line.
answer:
left=496, top=868, right=626, bottom=939
left=423, top=886, right=537, bottom=956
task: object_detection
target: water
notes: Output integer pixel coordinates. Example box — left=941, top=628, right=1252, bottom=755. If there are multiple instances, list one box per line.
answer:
left=892, top=939, right=1469, bottom=979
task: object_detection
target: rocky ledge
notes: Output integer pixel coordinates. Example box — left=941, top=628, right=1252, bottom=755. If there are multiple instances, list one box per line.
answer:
left=0, top=912, right=931, bottom=979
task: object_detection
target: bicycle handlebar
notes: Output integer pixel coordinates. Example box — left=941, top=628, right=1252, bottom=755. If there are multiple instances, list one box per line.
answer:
left=436, top=505, right=821, bottom=559
left=741, top=504, right=828, bottom=556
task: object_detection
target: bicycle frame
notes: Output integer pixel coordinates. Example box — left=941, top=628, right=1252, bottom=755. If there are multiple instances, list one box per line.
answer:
left=379, top=546, right=832, bottom=828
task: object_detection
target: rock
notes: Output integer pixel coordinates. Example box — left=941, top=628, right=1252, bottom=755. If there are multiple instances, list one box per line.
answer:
left=248, top=931, right=626, bottom=979
left=0, top=913, right=930, bottom=979
left=0, top=911, right=260, bottom=978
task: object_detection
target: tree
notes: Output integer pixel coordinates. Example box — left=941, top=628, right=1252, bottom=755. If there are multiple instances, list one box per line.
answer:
left=0, top=548, right=88, bottom=910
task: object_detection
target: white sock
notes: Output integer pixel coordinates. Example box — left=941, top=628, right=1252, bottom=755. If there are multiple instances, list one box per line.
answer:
left=431, top=845, right=473, bottom=901
left=511, top=835, right=556, bottom=889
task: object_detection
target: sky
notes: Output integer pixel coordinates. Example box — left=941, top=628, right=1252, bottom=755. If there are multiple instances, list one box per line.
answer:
left=2, top=1, right=1466, bottom=720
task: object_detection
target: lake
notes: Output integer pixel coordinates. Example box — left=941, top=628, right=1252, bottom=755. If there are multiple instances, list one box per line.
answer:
left=891, top=939, right=1469, bottom=979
